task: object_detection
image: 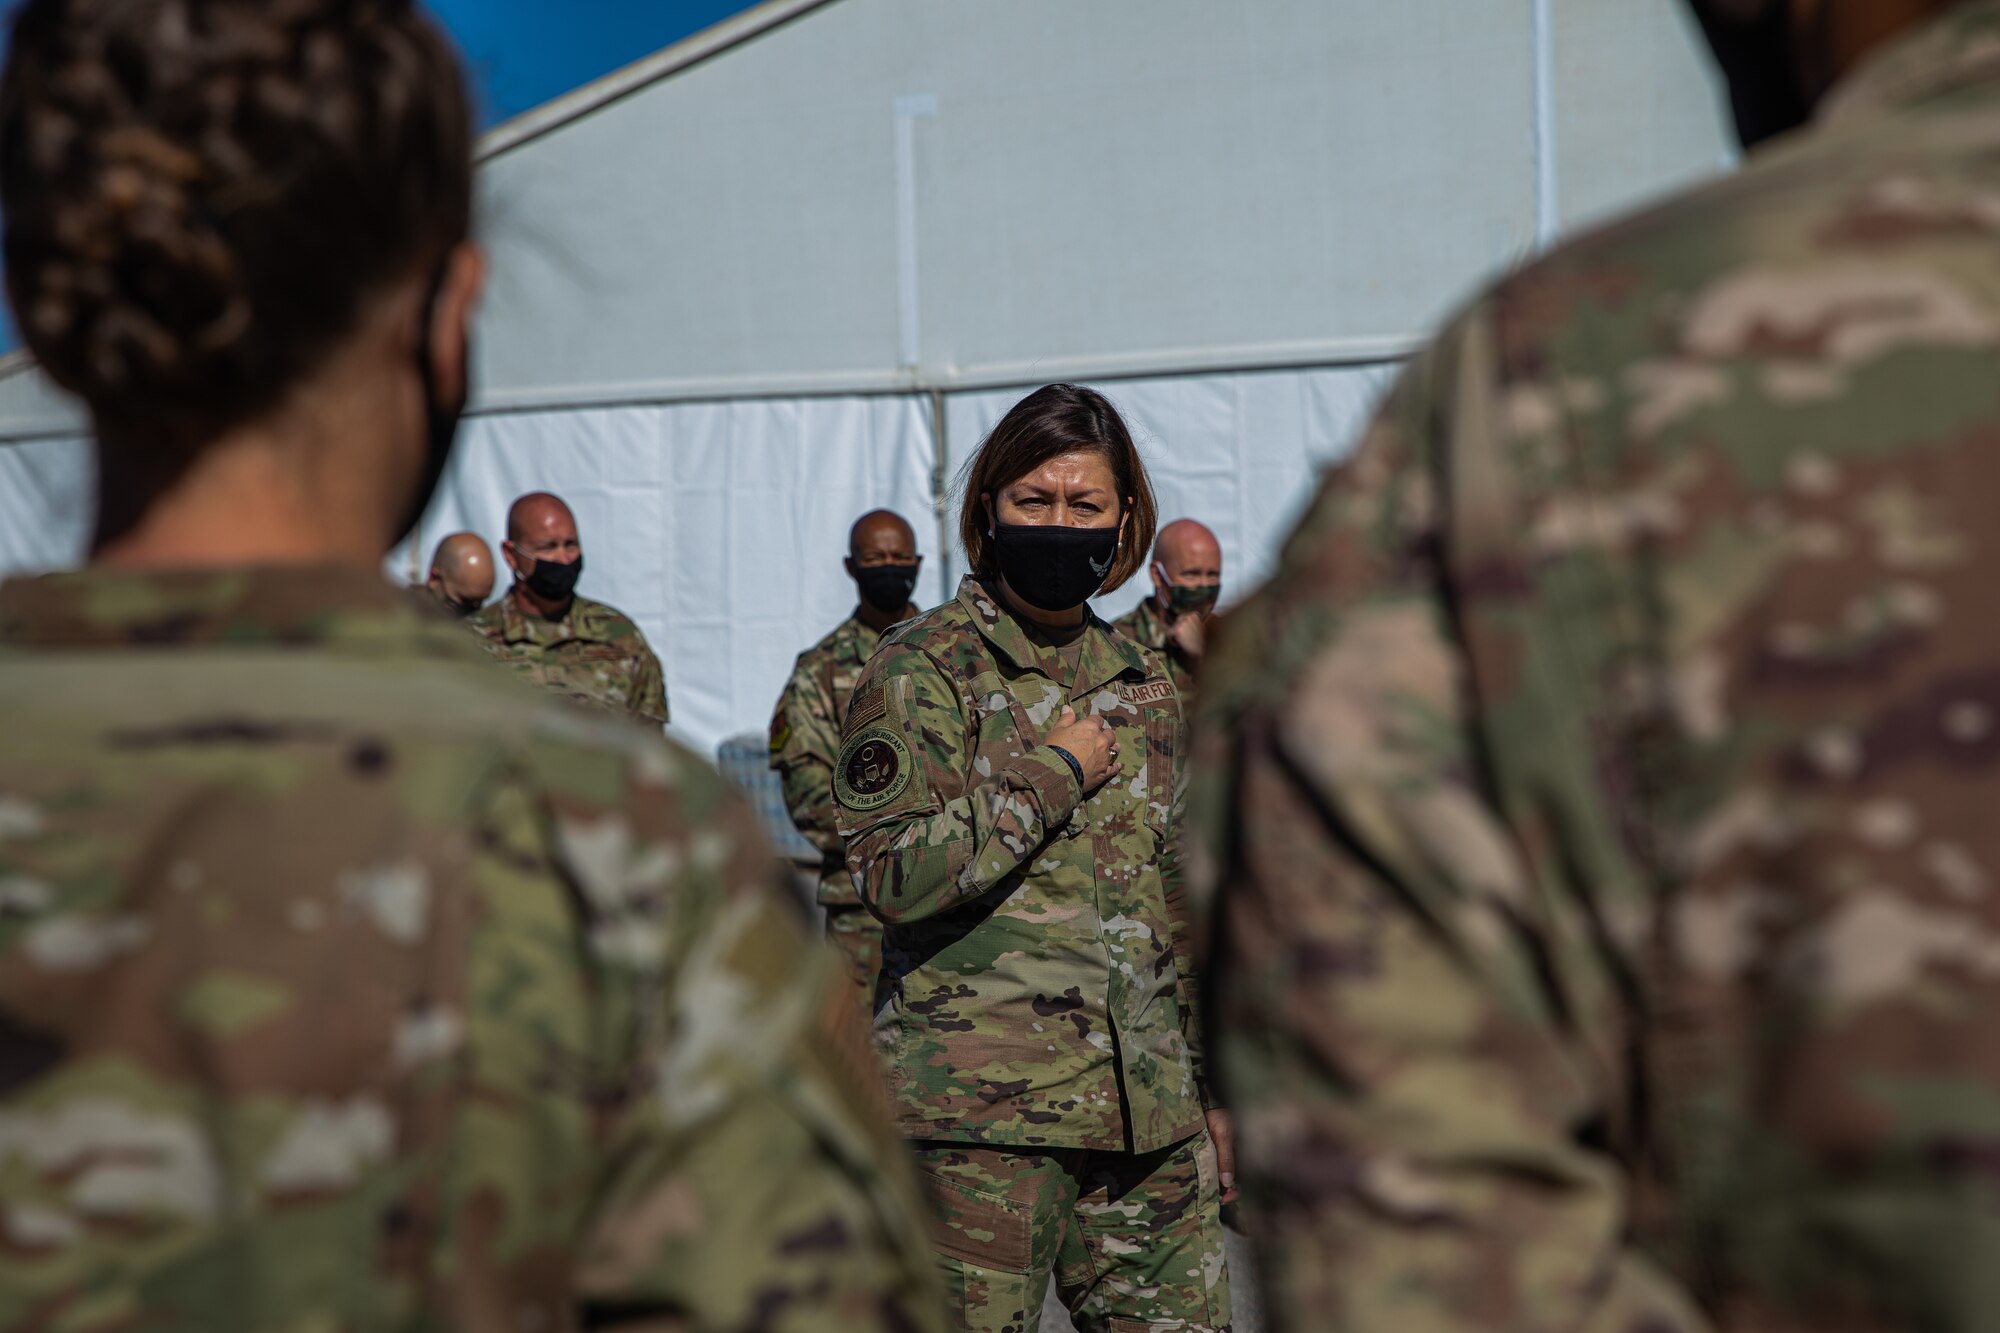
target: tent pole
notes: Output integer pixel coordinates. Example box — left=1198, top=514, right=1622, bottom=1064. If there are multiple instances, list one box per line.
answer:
left=928, top=386, right=951, bottom=592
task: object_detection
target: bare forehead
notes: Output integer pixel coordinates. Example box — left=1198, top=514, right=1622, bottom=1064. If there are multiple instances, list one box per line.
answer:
left=1005, top=450, right=1117, bottom=493
left=514, top=499, right=577, bottom=537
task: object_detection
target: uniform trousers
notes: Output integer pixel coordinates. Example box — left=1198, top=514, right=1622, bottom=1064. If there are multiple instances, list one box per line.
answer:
left=912, top=1128, right=1230, bottom=1332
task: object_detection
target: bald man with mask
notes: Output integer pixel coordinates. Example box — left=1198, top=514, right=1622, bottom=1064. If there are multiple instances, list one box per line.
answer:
left=424, top=531, right=494, bottom=618
left=471, top=491, right=669, bottom=727
left=770, top=509, right=923, bottom=1006
left=1111, top=517, right=1221, bottom=701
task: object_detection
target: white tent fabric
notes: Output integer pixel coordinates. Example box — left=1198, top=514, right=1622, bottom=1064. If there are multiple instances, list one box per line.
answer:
left=0, top=436, right=88, bottom=575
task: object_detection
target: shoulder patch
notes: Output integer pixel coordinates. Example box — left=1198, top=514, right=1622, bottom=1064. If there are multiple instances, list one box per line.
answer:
left=1119, top=678, right=1177, bottom=707
left=835, top=725, right=913, bottom=812
left=769, top=714, right=792, bottom=755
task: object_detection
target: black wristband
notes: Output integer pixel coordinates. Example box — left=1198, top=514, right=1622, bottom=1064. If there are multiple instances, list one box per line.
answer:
left=1047, top=744, right=1086, bottom=789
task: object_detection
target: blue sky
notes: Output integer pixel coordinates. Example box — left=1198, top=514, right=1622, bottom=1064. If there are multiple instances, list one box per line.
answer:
left=430, top=0, right=757, bottom=130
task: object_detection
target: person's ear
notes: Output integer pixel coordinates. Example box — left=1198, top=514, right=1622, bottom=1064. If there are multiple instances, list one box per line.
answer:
left=427, top=572, right=444, bottom=593
left=425, top=243, right=487, bottom=406
left=843, top=556, right=857, bottom=580
left=983, top=492, right=995, bottom=537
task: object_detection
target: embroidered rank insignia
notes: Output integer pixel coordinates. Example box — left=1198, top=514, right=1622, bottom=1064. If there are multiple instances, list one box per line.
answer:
left=1119, top=678, right=1177, bottom=706
left=836, top=725, right=913, bottom=812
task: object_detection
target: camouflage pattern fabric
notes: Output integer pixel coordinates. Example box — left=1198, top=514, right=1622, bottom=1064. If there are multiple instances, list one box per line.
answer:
left=1110, top=595, right=1196, bottom=702
left=771, top=609, right=888, bottom=1008
left=835, top=577, right=1206, bottom=1152
left=1193, top=7, right=2000, bottom=1331
left=471, top=587, right=669, bottom=726
left=912, top=1130, right=1228, bottom=1333
left=0, top=567, right=942, bottom=1333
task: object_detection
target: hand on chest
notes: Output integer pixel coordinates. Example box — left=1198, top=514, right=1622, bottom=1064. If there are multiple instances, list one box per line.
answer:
left=974, top=672, right=1176, bottom=826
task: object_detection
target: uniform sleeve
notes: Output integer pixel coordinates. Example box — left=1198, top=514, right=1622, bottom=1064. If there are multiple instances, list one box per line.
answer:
left=1153, top=688, right=1211, bottom=1104
left=540, top=745, right=943, bottom=1332
left=834, top=643, right=1083, bottom=927
left=769, top=659, right=845, bottom=859
left=632, top=645, right=669, bottom=727
left=1193, top=307, right=1707, bottom=1332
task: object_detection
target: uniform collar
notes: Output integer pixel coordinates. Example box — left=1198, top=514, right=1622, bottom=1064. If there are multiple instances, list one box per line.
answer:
left=1821, top=1, right=2000, bottom=128
left=1125, top=595, right=1169, bottom=649
left=954, top=575, right=1151, bottom=695
left=493, top=585, right=585, bottom=647
left=0, top=565, right=484, bottom=662
left=842, top=609, right=884, bottom=662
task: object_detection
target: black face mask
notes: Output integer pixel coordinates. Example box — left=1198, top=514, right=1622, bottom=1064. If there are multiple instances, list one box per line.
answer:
left=523, top=552, right=584, bottom=602
left=446, top=595, right=484, bottom=619
left=391, top=260, right=470, bottom=553
left=854, top=562, right=920, bottom=614
left=992, top=522, right=1119, bottom=612
left=1164, top=582, right=1221, bottom=617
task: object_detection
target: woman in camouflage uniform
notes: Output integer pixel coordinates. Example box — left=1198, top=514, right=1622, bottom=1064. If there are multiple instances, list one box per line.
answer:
left=835, top=384, right=1232, bottom=1332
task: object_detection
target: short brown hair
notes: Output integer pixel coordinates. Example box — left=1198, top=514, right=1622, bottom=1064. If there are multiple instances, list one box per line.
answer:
left=958, top=384, right=1157, bottom=594
left=0, top=0, right=473, bottom=441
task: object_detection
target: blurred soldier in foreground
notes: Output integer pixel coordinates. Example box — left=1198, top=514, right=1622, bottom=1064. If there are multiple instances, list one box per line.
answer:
left=424, top=529, right=494, bottom=616
left=1111, top=517, right=1222, bottom=699
left=473, top=490, right=670, bottom=726
left=1195, top=1, right=2000, bottom=1330
left=771, top=509, right=924, bottom=1007
left=0, top=1, right=940, bottom=1327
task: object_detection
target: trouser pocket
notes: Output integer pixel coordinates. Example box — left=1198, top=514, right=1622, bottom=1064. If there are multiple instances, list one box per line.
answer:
left=918, top=1163, right=1045, bottom=1333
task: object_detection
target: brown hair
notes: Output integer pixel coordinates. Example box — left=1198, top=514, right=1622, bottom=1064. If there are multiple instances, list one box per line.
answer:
left=958, top=383, right=1157, bottom=594
left=0, top=0, right=473, bottom=446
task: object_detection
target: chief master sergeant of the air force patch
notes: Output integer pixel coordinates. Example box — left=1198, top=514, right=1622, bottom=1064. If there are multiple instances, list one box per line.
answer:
left=836, top=724, right=912, bottom=813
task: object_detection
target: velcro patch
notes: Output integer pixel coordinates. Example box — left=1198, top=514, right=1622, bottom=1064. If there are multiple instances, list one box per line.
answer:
left=846, top=683, right=888, bottom=732
left=835, top=725, right=913, bottom=812
left=768, top=716, right=792, bottom=755
left=1119, top=678, right=1177, bottom=706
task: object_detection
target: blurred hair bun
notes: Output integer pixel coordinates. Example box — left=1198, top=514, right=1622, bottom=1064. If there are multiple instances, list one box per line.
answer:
left=0, top=0, right=472, bottom=436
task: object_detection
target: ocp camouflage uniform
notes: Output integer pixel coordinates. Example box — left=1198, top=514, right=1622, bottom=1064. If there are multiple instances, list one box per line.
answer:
left=1110, top=594, right=1195, bottom=702
left=0, top=567, right=943, bottom=1333
left=771, top=609, right=889, bottom=1008
left=837, top=576, right=1227, bottom=1333
left=1193, top=8, right=2000, bottom=1331
left=472, top=586, right=669, bottom=726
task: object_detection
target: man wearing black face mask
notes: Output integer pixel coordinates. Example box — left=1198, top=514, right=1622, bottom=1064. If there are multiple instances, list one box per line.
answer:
left=1111, top=518, right=1222, bottom=702
left=471, top=491, right=669, bottom=727
left=422, top=531, right=495, bottom=618
left=769, top=509, right=924, bottom=1006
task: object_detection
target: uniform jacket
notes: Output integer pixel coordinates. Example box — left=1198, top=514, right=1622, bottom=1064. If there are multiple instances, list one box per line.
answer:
left=1196, top=7, right=2000, bottom=1330
left=0, top=567, right=941, bottom=1332
left=1110, top=595, right=1196, bottom=701
left=471, top=587, right=669, bottom=726
left=771, top=609, right=887, bottom=909
left=837, top=576, right=1205, bottom=1152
